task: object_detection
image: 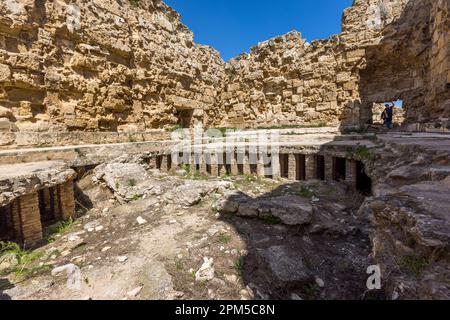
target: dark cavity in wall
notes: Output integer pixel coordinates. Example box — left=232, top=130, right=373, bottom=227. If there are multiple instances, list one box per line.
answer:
left=296, top=154, right=306, bottom=181
left=167, top=154, right=172, bottom=171
left=249, top=153, right=258, bottom=175
left=237, top=153, right=244, bottom=175
left=38, top=188, right=59, bottom=227
left=356, top=161, right=372, bottom=195
left=0, top=204, right=14, bottom=241
left=315, top=155, right=325, bottom=180
left=156, top=155, right=162, bottom=169
left=223, top=153, right=232, bottom=175
left=175, top=109, right=194, bottom=128
left=333, top=157, right=346, bottom=182
left=279, top=154, right=289, bottom=178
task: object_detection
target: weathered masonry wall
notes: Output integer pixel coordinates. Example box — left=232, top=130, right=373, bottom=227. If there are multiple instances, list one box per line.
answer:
left=219, top=0, right=449, bottom=130
left=0, top=0, right=225, bottom=134
left=0, top=130, right=170, bottom=150
left=216, top=0, right=410, bottom=128
left=428, top=0, right=450, bottom=124
left=0, top=0, right=448, bottom=140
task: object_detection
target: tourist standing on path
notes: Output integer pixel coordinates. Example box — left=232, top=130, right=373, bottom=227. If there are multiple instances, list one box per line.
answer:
left=381, top=103, right=394, bottom=129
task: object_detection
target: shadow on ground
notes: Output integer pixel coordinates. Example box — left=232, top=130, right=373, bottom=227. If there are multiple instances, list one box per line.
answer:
left=0, top=278, right=13, bottom=300
left=217, top=180, right=379, bottom=300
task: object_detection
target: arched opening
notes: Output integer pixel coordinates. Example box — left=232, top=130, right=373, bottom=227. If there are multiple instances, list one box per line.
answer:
left=0, top=204, right=14, bottom=242
left=279, top=154, right=289, bottom=178
left=175, top=109, right=194, bottom=128
left=370, top=100, right=405, bottom=128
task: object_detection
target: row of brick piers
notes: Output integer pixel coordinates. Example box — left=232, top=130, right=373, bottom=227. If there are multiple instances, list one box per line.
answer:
left=0, top=180, right=75, bottom=247
left=149, top=151, right=370, bottom=191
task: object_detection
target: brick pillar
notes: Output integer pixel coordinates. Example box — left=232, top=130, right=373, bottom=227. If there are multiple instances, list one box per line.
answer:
left=346, top=159, right=357, bottom=189
left=288, top=154, right=297, bottom=180
left=271, top=153, right=280, bottom=179
left=231, top=152, right=239, bottom=176
left=171, top=153, right=180, bottom=170
left=243, top=153, right=251, bottom=175
left=199, top=153, right=208, bottom=176
left=160, top=155, right=168, bottom=172
left=257, top=153, right=265, bottom=177
left=51, top=186, right=61, bottom=218
left=324, top=155, right=333, bottom=181
left=58, top=180, right=75, bottom=220
left=305, top=155, right=316, bottom=180
left=221, top=153, right=227, bottom=176
left=148, top=156, right=157, bottom=169
left=18, top=193, right=43, bottom=247
left=10, top=199, right=23, bottom=242
left=189, top=153, right=196, bottom=172
left=210, top=154, right=219, bottom=177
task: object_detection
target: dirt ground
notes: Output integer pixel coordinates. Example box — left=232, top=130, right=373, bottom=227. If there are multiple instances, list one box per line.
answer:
left=0, top=168, right=373, bottom=300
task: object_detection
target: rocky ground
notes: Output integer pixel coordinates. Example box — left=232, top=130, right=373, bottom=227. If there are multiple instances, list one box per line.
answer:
left=0, top=157, right=373, bottom=300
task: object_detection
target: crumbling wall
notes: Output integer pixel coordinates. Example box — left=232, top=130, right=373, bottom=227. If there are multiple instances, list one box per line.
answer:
left=0, top=0, right=448, bottom=135
left=372, top=104, right=405, bottom=126
left=342, top=0, right=449, bottom=129
left=218, top=32, right=359, bottom=128
left=217, top=0, right=411, bottom=129
left=427, top=0, right=450, bottom=124
left=0, top=0, right=225, bottom=134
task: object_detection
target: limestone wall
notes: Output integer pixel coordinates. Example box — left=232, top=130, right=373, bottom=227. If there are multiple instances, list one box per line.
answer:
left=0, top=0, right=448, bottom=137
left=427, top=0, right=450, bottom=123
left=217, top=0, right=412, bottom=129
left=0, top=0, right=225, bottom=134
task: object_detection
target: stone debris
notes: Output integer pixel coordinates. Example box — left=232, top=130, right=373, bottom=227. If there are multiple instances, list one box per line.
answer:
left=136, top=216, right=147, bottom=225
left=290, top=293, right=303, bottom=300
left=117, top=256, right=128, bottom=263
left=195, top=257, right=215, bottom=282
left=127, top=286, right=143, bottom=297
left=257, top=246, right=312, bottom=284
left=51, top=264, right=78, bottom=277
left=315, top=277, right=325, bottom=288
left=217, top=194, right=313, bottom=226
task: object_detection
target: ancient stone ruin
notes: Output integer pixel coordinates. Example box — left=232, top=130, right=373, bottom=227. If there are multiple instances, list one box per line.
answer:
left=0, top=0, right=449, bottom=301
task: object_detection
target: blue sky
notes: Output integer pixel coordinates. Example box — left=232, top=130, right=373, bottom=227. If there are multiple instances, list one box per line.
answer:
left=164, top=0, right=353, bottom=61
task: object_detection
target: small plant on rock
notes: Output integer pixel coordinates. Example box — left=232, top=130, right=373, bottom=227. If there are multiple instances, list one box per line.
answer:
left=129, top=0, right=140, bottom=7
left=166, top=125, right=182, bottom=132
left=45, top=218, right=76, bottom=243
left=261, top=215, right=282, bottom=225
left=399, top=255, right=429, bottom=277
left=298, top=187, right=315, bottom=198
left=175, top=260, right=184, bottom=271
left=0, top=241, right=48, bottom=280
left=218, top=233, right=232, bottom=245
left=302, top=283, right=321, bottom=300
left=127, top=179, right=137, bottom=187
left=347, top=145, right=374, bottom=161
left=180, top=164, right=191, bottom=174
left=234, top=256, right=245, bottom=275
left=132, top=194, right=142, bottom=201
